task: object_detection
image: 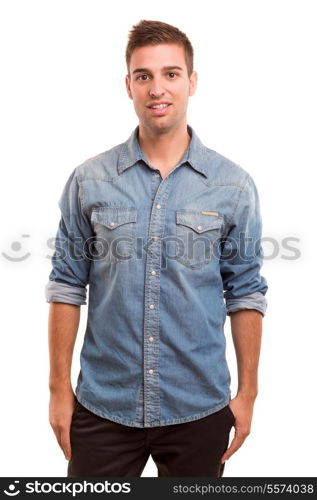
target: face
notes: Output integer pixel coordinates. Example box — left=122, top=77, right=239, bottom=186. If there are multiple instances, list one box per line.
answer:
left=125, top=43, right=197, bottom=135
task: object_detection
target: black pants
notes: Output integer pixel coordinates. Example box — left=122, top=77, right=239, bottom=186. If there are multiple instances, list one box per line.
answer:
left=67, top=400, right=235, bottom=477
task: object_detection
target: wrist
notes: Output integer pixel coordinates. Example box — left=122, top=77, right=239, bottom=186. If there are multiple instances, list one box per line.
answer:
left=49, top=379, right=73, bottom=394
left=236, top=389, right=258, bottom=402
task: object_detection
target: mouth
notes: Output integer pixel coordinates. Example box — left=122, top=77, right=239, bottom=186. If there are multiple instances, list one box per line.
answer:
left=146, top=103, right=172, bottom=115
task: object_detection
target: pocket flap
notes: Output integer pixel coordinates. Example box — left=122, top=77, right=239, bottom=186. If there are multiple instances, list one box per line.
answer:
left=91, top=207, right=137, bottom=229
left=176, top=210, right=223, bottom=233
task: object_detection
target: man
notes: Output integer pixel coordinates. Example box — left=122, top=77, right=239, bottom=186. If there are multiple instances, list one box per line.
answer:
left=46, top=19, right=268, bottom=477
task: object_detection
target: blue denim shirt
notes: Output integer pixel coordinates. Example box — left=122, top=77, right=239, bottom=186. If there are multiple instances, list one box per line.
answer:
left=45, top=124, right=268, bottom=428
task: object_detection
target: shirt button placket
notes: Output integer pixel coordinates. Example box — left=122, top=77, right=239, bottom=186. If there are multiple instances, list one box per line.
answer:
left=143, top=182, right=170, bottom=427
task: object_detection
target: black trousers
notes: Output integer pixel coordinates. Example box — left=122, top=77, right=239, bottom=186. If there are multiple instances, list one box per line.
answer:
left=67, top=400, right=235, bottom=477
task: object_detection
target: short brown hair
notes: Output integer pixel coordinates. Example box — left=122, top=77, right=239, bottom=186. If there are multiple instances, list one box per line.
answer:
left=126, top=20, right=194, bottom=78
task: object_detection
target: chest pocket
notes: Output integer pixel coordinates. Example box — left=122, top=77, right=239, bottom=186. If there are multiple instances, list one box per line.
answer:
left=91, top=207, right=137, bottom=264
left=175, top=210, right=223, bottom=269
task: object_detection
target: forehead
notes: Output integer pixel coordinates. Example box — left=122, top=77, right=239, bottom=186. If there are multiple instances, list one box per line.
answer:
left=129, top=43, right=186, bottom=71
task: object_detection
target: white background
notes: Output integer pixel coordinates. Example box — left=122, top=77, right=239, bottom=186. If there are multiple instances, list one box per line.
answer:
left=0, top=0, right=316, bottom=477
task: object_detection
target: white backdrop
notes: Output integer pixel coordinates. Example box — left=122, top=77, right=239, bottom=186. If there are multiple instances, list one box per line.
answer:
left=0, top=0, right=316, bottom=477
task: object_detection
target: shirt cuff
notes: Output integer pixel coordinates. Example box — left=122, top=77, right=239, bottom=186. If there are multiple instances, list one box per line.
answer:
left=45, top=281, right=87, bottom=306
left=226, top=291, right=267, bottom=317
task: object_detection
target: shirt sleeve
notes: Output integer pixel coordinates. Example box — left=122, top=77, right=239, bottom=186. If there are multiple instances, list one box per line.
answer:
left=45, top=167, right=93, bottom=306
left=220, top=173, right=268, bottom=317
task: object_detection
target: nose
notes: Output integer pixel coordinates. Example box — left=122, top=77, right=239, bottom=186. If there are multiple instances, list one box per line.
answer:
left=149, top=88, right=165, bottom=98
left=149, top=78, right=165, bottom=98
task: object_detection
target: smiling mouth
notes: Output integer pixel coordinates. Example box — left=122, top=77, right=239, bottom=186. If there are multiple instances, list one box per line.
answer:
left=147, top=103, right=171, bottom=109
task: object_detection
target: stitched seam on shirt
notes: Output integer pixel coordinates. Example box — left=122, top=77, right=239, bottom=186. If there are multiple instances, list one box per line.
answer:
left=227, top=172, right=250, bottom=226
left=81, top=175, right=124, bottom=184
left=206, top=182, right=248, bottom=188
left=195, top=172, right=247, bottom=190
left=76, top=171, right=89, bottom=218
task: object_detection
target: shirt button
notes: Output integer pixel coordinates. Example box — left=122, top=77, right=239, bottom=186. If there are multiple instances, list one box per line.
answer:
left=197, top=225, right=203, bottom=231
left=152, top=236, right=160, bottom=241
left=148, top=337, right=154, bottom=342
left=156, top=204, right=161, bottom=209
left=149, top=304, right=155, bottom=310
left=148, top=369, right=154, bottom=374
left=110, top=222, right=115, bottom=227
left=150, top=270, right=156, bottom=275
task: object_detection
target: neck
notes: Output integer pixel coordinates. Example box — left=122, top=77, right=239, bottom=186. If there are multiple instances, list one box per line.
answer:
left=138, top=123, right=190, bottom=169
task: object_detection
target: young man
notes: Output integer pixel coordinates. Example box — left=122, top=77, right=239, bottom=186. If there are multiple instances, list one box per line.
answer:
left=46, top=20, right=268, bottom=477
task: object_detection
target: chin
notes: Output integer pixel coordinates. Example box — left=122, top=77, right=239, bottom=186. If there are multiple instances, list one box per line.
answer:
left=150, top=119, right=177, bottom=133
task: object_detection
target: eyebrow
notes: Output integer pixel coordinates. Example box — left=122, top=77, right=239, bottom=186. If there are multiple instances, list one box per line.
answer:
left=132, top=65, right=184, bottom=75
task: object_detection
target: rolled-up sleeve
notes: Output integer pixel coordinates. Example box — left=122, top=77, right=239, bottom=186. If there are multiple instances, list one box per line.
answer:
left=45, top=167, right=92, bottom=306
left=220, top=173, right=268, bottom=316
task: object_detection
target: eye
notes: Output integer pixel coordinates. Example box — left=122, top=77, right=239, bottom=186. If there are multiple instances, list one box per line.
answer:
left=168, top=72, right=178, bottom=79
left=136, top=74, right=149, bottom=81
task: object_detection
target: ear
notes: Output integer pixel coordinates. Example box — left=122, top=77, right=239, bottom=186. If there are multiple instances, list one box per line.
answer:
left=125, top=74, right=133, bottom=100
left=189, top=70, right=198, bottom=97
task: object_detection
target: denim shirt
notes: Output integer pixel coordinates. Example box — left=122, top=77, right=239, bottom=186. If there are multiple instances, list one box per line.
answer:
left=45, top=124, right=268, bottom=428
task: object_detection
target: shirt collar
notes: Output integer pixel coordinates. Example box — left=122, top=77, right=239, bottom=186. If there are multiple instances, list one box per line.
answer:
left=117, top=124, right=209, bottom=178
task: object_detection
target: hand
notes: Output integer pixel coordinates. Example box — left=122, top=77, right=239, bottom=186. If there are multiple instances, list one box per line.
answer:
left=49, top=387, right=77, bottom=461
left=221, top=393, right=256, bottom=464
